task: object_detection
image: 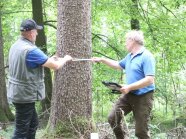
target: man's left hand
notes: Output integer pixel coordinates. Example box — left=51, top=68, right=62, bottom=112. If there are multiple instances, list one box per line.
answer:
left=120, top=85, right=131, bottom=94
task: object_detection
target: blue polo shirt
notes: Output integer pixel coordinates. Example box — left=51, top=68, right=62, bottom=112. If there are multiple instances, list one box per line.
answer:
left=119, top=47, right=155, bottom=95
left=26, top=48, right=48, bottom=68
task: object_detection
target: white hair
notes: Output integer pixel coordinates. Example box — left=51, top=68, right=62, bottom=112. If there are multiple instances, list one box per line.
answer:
left=125, top=30, right=144, bottom=45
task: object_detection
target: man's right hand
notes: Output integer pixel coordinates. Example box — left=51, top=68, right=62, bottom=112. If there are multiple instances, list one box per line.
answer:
left=91, top=57, right=122, bottom=70
left=43, top=55, right=72, bottom=70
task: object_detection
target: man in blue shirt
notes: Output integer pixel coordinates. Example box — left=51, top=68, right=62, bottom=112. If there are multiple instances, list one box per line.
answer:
left=92, top=30, right=155, bottom=139
left=8, top=19, right=72, bottom=139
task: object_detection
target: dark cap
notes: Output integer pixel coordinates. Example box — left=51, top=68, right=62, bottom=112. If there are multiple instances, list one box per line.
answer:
left=20, top=19, right=43, bottom=31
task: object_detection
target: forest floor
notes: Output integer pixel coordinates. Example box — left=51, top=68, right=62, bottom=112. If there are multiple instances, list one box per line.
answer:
left=0, top=122, right=186, bottom=139
left=0, top=124, right=45, bottom=139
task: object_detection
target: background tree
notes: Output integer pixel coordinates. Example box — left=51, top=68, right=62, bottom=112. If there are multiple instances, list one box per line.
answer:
left=0, top=5, right=14, bottom=122
left=130, top=0, right=140, bottom=30
left=32, top=0, right=53, bottom=119
left=49, top=0, right=92, bottom=138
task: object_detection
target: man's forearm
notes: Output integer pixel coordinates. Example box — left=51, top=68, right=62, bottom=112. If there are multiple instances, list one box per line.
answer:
left=43, top=55, right=71, bottom=70
left=100, top=58, right=122, bottom=70
left=128, top=76, right=154, bottom=91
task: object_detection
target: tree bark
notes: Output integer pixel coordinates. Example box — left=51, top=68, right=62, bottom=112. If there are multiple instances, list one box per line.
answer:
left=32, top=0, right=53, bottom=119
left=49, top=0, right=92, bottom=138
left=0, top=10, right=14, bottom=122
left=130, top=0, right=140, bottom=30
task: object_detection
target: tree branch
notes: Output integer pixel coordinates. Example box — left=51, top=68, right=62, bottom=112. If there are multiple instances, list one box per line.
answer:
left=2, top=11, right=32, bottom=15
left=44, top=22, right=57, bottom=29
left=159, top=1, right=185, bottom=27
left=92, top=50, right=115, bottom=60
left=159, top=1, right=177, bottom=19
left=92, top=33, right=123, bottom=58
left=44, top=20, right=57, bottom=23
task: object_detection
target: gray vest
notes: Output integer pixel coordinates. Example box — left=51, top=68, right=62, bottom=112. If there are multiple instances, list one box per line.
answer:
left=7, top=37, right=45, bottom=103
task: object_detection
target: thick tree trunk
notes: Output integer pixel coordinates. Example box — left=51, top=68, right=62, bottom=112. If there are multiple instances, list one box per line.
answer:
left=32, top=0, right=52, bottom=119
left=0, top=11, right=14, bottom=122
left=49, top=0, right=92, bottom=138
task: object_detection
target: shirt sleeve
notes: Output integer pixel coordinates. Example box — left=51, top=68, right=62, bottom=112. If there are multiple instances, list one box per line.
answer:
left=143, top=53, right=155, bottom=76
left=26, top=48, right=48, bottom=68
left=119, top=55, right=128, bottom=69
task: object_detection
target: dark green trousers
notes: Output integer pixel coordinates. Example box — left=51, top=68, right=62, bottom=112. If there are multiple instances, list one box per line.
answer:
left=108, top=91, right=154, bottom=139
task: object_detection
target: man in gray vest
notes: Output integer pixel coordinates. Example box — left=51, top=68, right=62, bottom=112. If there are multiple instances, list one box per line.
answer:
left=8, top=19, right=72, bottom=139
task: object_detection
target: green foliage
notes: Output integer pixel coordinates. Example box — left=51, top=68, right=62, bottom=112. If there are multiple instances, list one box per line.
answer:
left=92, top=62, right=123, bottom=122
left=92, top=0, right=186, bottom=125
left=0, top=124, right=14, bottom=139
left=1, top=0, right=32, bottom=58
left=55, top=121, right=73, bottom=138
left=0, top=108, right=8, bottom=122
left=49, top=116, right=92, bottom=138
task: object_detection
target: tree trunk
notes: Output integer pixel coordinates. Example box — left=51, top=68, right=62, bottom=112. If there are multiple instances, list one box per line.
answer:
left=32, top=0, right=53, bottom=119
left=130, top=0, right=140, bottom=30
left=49, top=0, right=92, bottom=138
left=0, top=10, right=14, bottom=122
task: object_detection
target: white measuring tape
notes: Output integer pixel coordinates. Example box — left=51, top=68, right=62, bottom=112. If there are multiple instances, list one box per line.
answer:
left=72, top=58, right=92, bottom=62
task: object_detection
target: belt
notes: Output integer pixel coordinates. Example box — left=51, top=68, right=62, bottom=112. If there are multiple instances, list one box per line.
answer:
left=129, top=90, right=154, bottom=96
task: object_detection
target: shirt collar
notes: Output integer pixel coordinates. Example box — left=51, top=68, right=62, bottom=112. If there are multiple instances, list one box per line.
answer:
left=20, top=36, right=34, bottom=44
left=130, top=47, right=145, bottom=56
left=137, top=47, right=145, bottom=54
left=130, top=47, right=145, bottom=60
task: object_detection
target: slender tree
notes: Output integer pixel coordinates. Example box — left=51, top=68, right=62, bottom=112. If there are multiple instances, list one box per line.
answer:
left=0, top=7, right=14, bottom=122
left=32, top=0, right=53, bottom=118
left=49, top=0, right=92, bottom=138
left=130, top=0, right=140, bottom=30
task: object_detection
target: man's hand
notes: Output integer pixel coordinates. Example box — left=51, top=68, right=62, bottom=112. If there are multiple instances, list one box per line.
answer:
left=64, top=55, right=72, bottom=62
left=120, top=85, right=131, bottom=94
left=51, top=55, right=59, bottom=61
